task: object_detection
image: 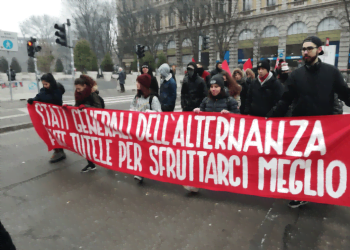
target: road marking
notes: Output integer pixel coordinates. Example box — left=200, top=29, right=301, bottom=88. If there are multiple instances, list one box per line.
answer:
left=18, top=108, right=29, bottom=114
left=0, top=114, right=28, bottom=120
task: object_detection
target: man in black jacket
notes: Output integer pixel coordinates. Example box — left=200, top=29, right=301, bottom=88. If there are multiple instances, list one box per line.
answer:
left=244, top=59, right=284, bottom=117
left=269, top=36, right=350, bottom=208
left=210, top=61, right=223, bottom=77
left=181, top=62, right=207, bottom=111
left=141, top=63, right=159, bottom=96
left=270, top=36, right=350, bottom=118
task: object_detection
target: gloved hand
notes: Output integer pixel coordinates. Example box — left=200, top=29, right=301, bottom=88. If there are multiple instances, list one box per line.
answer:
left=62, top=104, right=69, bottom=109
left=27, top=98, right=34, bottom=105
left=78, top=104, right=86, bottom=110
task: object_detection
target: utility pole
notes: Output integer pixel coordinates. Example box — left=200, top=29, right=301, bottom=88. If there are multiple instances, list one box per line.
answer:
left=67, top=19, right=75, bottom=81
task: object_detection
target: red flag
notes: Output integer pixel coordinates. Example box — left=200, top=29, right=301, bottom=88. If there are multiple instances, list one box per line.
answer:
left=275, top=58, right=280, bottom=70
left=243, top=58, right=253, bottom=71
left=192, top=57, right=196, bottom=63
left=222, top=60, right=231, bottom=76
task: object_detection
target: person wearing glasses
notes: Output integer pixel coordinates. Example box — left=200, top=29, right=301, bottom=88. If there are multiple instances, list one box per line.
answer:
left=269, top=36, right=350, bottom=208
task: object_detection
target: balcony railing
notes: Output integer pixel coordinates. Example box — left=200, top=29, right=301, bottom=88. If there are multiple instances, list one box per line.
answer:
left=287, top=0, right=307, bottom=7
left=240, top=9, right=255, bottom=16
left=261, top=4, right=281, bottom=11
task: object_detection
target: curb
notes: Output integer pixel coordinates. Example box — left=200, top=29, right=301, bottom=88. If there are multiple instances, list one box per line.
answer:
left=0, top=123, right=33, bottom=134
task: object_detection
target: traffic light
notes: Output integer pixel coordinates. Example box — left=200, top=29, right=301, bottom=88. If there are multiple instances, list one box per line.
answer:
left=136, top=44, right=145, bottom=59
left=54, top=23, right=67, bottom=47
left=27, top=37, right=36, bottom=57
left=202, top=35, right=209, bottom=50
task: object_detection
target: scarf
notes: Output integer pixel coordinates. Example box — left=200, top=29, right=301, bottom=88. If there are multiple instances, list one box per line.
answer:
left=75, top=85, right=92, bottom=105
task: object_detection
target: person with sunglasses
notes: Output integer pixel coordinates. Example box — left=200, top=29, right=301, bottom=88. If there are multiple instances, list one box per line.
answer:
left=269, top=36, right=350, bottom=208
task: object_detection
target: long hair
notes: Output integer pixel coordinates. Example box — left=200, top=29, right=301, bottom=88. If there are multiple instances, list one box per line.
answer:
left=74, top=74, right=97, bottom=88
left=221, top=70, right=241, bottom=97
left=245, top=68, right=255, bottom=79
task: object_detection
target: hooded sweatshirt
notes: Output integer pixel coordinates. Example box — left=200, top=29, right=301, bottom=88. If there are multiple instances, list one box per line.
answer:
left=33, top=74, right=63, bottom=106
left=181, top=62, right=207, bottom=111
left=158, top=63, right=177, bottom=111
left=210, top=62, right=223, bottom=77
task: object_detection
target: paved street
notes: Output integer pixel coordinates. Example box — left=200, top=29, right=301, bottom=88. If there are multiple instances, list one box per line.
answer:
left=1, top=89, right=350, bottom=249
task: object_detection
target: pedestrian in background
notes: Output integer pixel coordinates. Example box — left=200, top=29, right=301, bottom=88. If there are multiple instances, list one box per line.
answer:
left=233, top=68, right=248, bottom=114
left=158, top=63, right=177, bottom=111
left=197, top=62, right=211, bottom=88
left=221, top=70, right=242, bottom=107
left=170, top=64, right=177, bottom=83
left=210, top=61, right=223, bottom=77
left=27, top=73, right=66, bottom=163
left=69, top=75, right=103, bottom=173
left=140, top=62, right=159, bottom=96
left=6, top=67, right=16, bottom=81
left=131, top=74, right=162, bottom=183
left=244, top=59, right=284, bottom=117
left=181, top=62, right=207, bottom=111
left=117, top=67, right=126, bottom=93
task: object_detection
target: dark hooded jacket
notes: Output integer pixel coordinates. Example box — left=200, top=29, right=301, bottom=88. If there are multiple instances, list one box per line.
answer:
left=244, top=72, right=284, bottom=117
left=200, top=93, right=240, bottom=113
left=33, top=73, right=63, bottom=106
left=270, top=60, right=350, bottom=117
left=181, top=62, right=207, bottom=111
left=140, top=64, right=159, bottom=96
left=210, top=62, right=223, bottom=77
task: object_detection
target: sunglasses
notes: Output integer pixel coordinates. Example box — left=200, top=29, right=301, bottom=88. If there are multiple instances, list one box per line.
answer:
left=301, top=46, right=318, bottom=53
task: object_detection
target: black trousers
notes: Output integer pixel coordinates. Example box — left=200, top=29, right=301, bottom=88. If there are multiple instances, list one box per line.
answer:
left=88, top=160, right=95, bottom=166
left=0, top=220, right=16, bottom=250
left=120, top=83, right=125, bottom=92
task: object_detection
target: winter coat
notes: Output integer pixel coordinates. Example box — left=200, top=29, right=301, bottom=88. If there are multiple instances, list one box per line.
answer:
left=200, top=71, right=211, bottom=89
left=200, top=94, right=240, bottom=113
left=0, top=220, right=16, bottom=250
left=271, top=60, right=350, bottom=117
left=210, top=62, right=223, bottom=77
left=159, top=77, right=177, bottom=111
left=33, top=80, right=63, bottom=106
left=130, top=95, right=162, bottom=112
left=181, top=75, right=207, bottom=111
left=236, top=78, right=249, bottom=114
left=6, top=69, right=15, bottom=81
left=75, top=92, right=102, bottom=108
left=244, top=72, right=284, bottom=117
left=118, top=71, right=126, bottom=84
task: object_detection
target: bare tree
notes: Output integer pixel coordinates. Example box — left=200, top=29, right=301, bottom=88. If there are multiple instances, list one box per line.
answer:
left=65, top=0, right=115, bottom=60
left=172, top=0, right=211, bottom=61
left=209, top=0, right=241, bottom=61
left=19, top=15, right=58, bottom=41
left=117, top=0, right=162, bottom=62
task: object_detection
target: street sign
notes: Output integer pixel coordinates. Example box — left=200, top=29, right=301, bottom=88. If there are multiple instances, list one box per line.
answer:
left=278, top=49, right=284, bottom=58
left=0, top=31, right=18, bottom=52
left=279, top=53, right=284, bottom=58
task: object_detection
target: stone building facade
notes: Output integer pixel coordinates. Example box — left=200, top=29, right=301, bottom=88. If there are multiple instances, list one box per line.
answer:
left=117, top=0, right=350, bottom=71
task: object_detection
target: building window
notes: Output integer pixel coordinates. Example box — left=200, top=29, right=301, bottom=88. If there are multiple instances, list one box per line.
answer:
left=287, top=22, right=308, bottom=35
left=167, top=40, right=176, bottom=49
left=169, top=11, right=175, bottom=26
left=182, top=38, right=192, bottom=48
left=318, top=17, right=341, bottom=32
left=262, top=25, right=279, bottom=38
left=243, top=0, right=252, bottom=11
left=156, top=43, right=164, bottom=51
left=239, top=29, right=254, bottom=40
left=267, top=0, right=276, bottom=6
left=155, top=14, right=161, bottom=30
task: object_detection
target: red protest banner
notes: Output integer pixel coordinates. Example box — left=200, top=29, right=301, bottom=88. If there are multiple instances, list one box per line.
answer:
left=28, top=103, right=350, bottom=207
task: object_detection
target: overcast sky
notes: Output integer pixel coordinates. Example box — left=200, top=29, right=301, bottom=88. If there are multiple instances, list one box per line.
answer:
left=0, top=0, right=64, bottom=35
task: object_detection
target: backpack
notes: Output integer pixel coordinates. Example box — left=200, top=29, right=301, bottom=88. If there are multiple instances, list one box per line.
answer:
left=99, top=96, right=105, bottom=109
left=149, top=94, right=155, bottom=110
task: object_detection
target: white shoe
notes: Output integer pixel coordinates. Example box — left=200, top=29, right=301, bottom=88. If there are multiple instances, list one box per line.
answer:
left=183, top=186, right=199, bottom=193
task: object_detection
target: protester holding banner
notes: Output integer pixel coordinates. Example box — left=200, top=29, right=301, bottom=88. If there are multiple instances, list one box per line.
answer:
left=181, top=62, right=207, bottom=112
left=268, top=36, right=350, bottom=208
left=158, top=63, right=177, bottom=112
left=131, top=73, right=162, bottom=183
left=244, top=59, right=284, bottom=117
left=184, top=74, right=240, bottom=193
left=71, top=75, right=103, bottom=173
left=27, top=73, right=66, bottom=163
